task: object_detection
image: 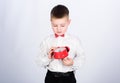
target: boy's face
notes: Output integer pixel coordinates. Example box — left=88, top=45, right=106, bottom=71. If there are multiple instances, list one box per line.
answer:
left=51, top=16, right=70, bottom=36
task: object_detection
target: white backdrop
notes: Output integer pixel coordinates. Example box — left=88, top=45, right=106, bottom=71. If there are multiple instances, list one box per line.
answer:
left=0, top=0, right=120, bottom=83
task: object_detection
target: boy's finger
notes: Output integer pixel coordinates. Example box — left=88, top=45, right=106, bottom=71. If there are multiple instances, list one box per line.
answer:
left=50, top=47, right=57, bottom=51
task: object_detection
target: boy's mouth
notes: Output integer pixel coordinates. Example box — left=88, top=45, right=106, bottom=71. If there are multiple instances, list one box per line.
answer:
left=57, top=31, right=62, bottom=33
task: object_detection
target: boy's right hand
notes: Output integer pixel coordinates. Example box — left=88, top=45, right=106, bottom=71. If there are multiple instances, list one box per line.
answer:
left=48, top=47, right=57, bottom=59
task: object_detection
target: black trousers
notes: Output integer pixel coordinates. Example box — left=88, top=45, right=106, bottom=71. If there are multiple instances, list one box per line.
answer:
left=45, top=70, right=76, bottom=83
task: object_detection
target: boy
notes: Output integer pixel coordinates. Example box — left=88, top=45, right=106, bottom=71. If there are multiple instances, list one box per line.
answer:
left=36, top=4, right=85, bottom=83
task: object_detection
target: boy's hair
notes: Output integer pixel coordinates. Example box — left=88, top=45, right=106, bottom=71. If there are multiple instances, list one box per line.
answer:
left=50, top=4, right=69, bottom=18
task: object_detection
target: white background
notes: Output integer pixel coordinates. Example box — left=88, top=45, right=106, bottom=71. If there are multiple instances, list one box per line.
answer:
left=0, top=0, right=120, bottom=83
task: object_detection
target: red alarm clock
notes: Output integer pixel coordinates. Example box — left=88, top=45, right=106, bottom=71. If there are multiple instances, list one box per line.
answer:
left=53, top=46, right=70, bottom=59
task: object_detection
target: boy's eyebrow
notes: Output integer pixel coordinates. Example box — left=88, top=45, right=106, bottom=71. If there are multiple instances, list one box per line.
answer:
left=52, top=23, right=66, bottom=26
left=60, top=24, right=66, bottom=26
left=51, top=23, right=57, bottom=25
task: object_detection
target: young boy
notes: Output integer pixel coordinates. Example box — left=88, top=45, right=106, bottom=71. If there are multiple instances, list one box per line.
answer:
left=36, top=4, right=85, bottom=83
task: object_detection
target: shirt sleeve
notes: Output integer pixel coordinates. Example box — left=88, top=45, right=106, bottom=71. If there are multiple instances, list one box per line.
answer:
left=35, top=40, right=51, bottom=68
left=72, top=39, right=85, bottom=70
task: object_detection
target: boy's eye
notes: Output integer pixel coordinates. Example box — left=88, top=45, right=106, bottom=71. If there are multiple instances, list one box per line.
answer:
left=61, top=25, right=65, bottom=27
left=53, top=25, right=57, bottom=27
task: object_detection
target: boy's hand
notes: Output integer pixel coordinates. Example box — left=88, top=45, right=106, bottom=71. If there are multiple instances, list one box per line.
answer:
left=48, top=47, right=57, bottom=59
left=62, top=57, right=74, bottom=66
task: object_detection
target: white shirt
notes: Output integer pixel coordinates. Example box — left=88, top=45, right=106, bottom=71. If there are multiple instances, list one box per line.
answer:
left=36, top=34, right=85, bottom=72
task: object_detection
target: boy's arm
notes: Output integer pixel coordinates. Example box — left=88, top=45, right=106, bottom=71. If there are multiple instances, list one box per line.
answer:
left=35, top=40, right=51, bottom=68
left=72, top=39, right=85, bottom=70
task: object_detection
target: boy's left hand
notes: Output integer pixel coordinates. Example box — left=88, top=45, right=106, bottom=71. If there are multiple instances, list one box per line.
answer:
left=62, top=57, right=74, bottom=66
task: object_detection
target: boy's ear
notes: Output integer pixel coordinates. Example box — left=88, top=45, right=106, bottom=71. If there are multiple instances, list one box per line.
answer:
left=68, top=19, right=71, bottom=25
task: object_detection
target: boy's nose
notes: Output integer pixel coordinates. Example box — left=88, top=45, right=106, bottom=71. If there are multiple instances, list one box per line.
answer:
left=57, top=26, right=62, bottom=31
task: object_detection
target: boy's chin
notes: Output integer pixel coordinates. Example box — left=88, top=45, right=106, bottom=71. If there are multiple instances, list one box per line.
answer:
left=56, top=33, right=64, bottom=35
